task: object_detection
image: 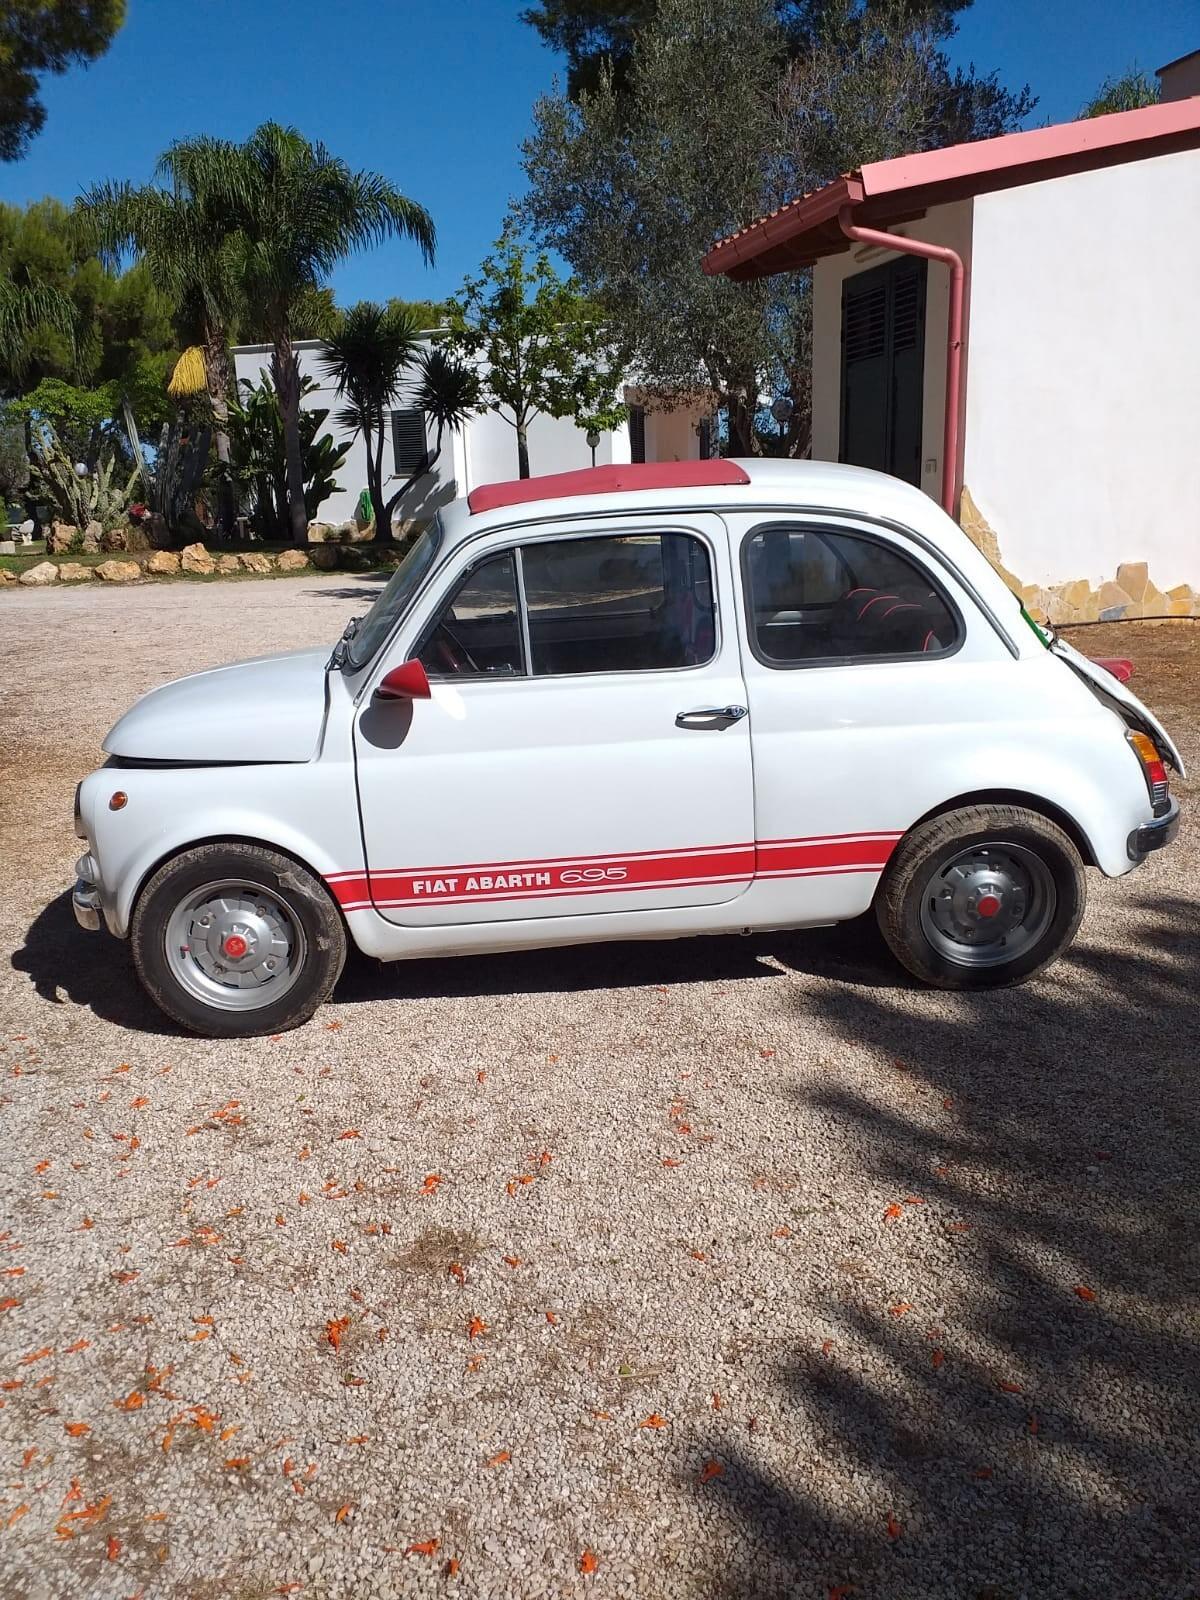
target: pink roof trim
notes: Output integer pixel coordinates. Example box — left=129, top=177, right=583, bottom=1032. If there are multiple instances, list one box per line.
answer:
left=704, top=98, right=1200, bottom=280
left=468, top=460, right=750, bottom=515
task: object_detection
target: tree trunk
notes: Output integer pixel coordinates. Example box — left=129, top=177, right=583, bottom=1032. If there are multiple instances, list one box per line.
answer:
left=272, top=336, right=309, bottom=545
left=725, top=386, right=757, bottom=456
left=517, top=424, right=530, bottom=479
left=204, top=325, right=236, bottom=539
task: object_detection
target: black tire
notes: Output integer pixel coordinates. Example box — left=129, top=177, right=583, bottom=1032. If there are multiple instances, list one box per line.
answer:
left=131, top=842, right=347, bottom=1037
left=875, top=804, right=1086, bottom=989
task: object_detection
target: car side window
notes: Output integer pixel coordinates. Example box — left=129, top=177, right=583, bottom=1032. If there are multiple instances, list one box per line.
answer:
left=417, top=551, right=524, bottom=678
left=743, top=524, right=959, bottom=665
left=520, top=532, right=715, bottom=675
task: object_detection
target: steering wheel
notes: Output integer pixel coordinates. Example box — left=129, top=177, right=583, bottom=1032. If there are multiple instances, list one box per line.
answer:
left=432, top=623, right=479, bottom=675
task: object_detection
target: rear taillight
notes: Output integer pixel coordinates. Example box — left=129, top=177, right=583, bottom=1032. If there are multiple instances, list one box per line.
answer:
left=1127, top=730, right=1171, bottom=814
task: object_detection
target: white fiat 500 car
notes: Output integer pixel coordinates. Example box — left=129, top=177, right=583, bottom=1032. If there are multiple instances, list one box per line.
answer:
left=71, top=459, right=1182, bottom=1037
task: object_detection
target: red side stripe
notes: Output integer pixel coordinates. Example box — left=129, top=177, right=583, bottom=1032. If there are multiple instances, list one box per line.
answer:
left=326, top=832, right=901, bottom=911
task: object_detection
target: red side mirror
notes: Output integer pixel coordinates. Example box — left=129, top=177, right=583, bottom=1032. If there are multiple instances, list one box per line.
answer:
left=375, top=659, right=432, bottom=701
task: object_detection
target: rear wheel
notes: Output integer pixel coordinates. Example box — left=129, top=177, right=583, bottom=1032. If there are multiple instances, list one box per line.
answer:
left=131, top=843, right=346, bottom=1036
left=876, top=805, right=1086, bottom=989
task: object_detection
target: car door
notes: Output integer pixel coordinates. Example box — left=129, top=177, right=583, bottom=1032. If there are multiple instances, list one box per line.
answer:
left=352, top=514, right=756, bottom=927
left=731, top=512, right=1014, bottom=922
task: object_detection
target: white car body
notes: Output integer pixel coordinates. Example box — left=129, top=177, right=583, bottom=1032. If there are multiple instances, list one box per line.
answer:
left=73, top=459, right=1181, bottom=980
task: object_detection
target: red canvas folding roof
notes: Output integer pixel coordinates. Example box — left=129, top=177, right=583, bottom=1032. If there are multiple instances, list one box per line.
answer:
left=703, top=99, right=1200, bottom=281
left=468, top=460, right=750, bottom=515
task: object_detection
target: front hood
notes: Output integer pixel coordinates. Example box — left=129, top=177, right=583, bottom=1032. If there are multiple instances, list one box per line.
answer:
left=103, top=647, right=331, bottom=763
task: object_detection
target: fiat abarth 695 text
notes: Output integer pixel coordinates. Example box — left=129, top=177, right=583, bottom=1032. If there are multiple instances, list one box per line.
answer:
left=71, top=459, right=1183, bottom=1037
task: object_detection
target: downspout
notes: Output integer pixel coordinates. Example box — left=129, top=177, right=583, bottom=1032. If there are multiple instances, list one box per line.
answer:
left=838, top=206, right=965, bottom=519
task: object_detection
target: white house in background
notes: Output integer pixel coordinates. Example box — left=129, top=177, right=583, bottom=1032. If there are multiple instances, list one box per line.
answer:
left=703, top=94, right=1200, bottom=625
left=231, top=340, right=714, bottom=532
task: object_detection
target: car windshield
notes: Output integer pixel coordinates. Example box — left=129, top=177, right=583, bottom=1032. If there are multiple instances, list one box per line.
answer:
left=340, top=518, right=443, bottom=671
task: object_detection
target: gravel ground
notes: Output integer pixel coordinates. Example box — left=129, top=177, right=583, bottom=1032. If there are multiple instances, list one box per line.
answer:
left=1, top=579, right=1198, bottom=1600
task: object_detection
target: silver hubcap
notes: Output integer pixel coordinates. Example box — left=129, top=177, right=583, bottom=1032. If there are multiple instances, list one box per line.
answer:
left=165, top=880, right=306, bottom=1012
left=919, top=842, right=1056, bottom=968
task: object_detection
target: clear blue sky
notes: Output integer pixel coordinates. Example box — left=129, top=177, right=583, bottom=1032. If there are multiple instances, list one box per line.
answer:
left=1, top=0, right=1196, bottom=306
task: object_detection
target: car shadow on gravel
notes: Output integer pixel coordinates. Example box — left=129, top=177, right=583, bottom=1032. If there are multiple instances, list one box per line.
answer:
left=12, top=892, right=903, bottom=1036
left=11, top=891, right=189, bottom=1036
left=691, top=893, right=1200, bottom=1600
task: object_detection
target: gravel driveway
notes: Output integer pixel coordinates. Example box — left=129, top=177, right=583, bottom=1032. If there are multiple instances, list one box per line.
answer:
left=1, top=579, right=1197, bottom=1600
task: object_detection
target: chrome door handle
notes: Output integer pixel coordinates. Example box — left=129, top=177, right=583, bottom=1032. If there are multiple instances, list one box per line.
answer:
left=675, top=704, right=748, bottom=729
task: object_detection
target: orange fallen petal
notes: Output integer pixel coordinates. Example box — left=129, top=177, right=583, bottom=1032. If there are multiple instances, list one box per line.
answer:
left=502, top=1255, right=522, bottom=1268
left=467, top=1316, right=488, bottom=1341
left=485, top=1450, right=511, bottom=1467
left=445, top=1556, right=461, bottom=1577
left=639, top=1413, right=668, bottom=1429
left=448, top=1263, right=465, bottom=1285
left=882, top=1204, right=903, bottom=1222
left=6, top=1506, right=28, bottom=1529
left=998, top=1379, right=1024, bottom=1394
left=579, top=1549, right=599, bottom=1575
left=889, top=1303, right=913, bottom=1317
left=829, top=1586, right=854, bottom=1600
left=903, top=1195, right=924, bottom=1205
left=661, top=1157, right=682, bottom=1168
left=0, top=1298, right=21, bottom=1313
left=19, top=1347, right=53, bottom=1365
left=711, top=1391, right=722, bottom=1409
left=545, top=1311, right=558, bottom=1326
left=335, top=1503, right=354, bottom=1523
left=225, top=1457, right=250, bottom=1469
left=63, top=1422, right=90, bottom=1437
left=931, top=1348, right=945, bottom=1370
left=886, top=1513, right=902, bottom=1540
left=1073, top=1284, right=1096, bottom=1302
left=821, top=1338, right=835, bottom=1355
left=62, top=1338, right=90, bottom=1354
left=106, top=1534, right=121, bottom=1560
left=338, top=1130, right=361, bottom=1140
left=699, top=1459, right=724, bottom=1482
left=974, top=1466, right=993, bottom=1480
left=326, top=1316, right=351, bottom=1352
left=406, top=1539, right=439, bottom=1557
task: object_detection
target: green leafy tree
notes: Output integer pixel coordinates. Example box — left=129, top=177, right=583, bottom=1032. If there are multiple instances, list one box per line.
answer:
left=523, top=0, right=1031, bottom=455
left=0, top=1, right=126, bottom=161
left=167, top=123, right=435, bottom=543
left=443, top=225, right=624, bottom=478
left=1082, top=68, right=1159, bottom=118
left=0, top=199, right=174, bottom=400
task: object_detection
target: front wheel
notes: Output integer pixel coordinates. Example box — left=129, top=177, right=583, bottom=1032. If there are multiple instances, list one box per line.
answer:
left=876, top=805, right=1086, bottom=989
left=131, top=842, right=347, bottom=1036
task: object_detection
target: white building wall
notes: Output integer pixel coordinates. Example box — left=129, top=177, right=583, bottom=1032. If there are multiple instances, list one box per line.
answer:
left=232, top=341, right=631, bottom=531
left=963, top=148, right=1200, bottom=593
left=811, top=200, right=974, bottom=508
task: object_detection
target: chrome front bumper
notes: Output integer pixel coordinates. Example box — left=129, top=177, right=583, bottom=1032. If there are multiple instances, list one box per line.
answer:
left=72, top=852, right=102, bottom=932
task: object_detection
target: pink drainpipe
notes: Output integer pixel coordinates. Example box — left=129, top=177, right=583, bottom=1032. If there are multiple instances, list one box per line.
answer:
left=838, top=206, right=966, bottom=518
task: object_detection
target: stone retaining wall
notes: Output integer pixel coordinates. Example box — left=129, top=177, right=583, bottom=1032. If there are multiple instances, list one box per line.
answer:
left=960, top=488, right=1198, bottom=624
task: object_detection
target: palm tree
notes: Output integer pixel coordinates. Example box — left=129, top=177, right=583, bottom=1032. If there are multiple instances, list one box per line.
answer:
left=0, top=277, right=74, bottom=390
left=319, top=300, right=425, bottom=532
left=379, top=348, right=481, bottom=534
left=76, top=171, right=244, bottom=533
left=176, top=123, right=435, bottom=543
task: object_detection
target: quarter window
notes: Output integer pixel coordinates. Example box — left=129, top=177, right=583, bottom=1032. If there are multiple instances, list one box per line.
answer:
left=744, top=525, right=957, bottom=665
left=417, top=552, right=523, bottom=678
left=522, top=533, right=714, bottom=675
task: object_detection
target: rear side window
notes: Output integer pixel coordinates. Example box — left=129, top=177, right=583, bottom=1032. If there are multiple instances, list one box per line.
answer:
left=521, top=532, right=714, bottom=675
left=743, top=524, right=958, bottom=665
